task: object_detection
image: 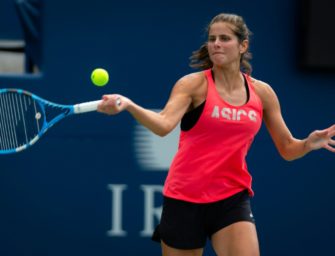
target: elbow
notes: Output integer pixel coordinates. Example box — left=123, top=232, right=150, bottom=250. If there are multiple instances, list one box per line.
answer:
left=278, top=147, right=295, bottom=161
left=154, top=123, right=174, bottom=137
left=154, top=130, right=169, bottom=137
left=277, top=137, right=305, bottom=162
left=278, top=147, right=299, bottom=162
left=281, top=154, right=296, bottom=162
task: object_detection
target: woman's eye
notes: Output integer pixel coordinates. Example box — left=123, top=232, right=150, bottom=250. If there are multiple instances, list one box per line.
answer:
left=208, top=35, right=231, bottom=42
left=220, top=36, right=230, bottom=41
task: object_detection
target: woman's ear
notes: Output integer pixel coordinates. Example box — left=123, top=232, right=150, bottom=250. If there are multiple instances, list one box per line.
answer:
left=240, top=40, right=249, bottom=54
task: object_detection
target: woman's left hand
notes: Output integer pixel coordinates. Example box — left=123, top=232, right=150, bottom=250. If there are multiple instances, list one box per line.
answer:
left=306, top=125, right=335, bottom=152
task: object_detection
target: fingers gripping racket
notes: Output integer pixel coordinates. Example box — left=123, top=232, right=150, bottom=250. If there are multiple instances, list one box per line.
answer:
left=0, top=88, right=105, bottom=154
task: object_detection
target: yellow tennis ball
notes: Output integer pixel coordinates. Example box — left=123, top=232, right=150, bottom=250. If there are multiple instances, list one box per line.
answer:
left=91, top=68, right=109, bottom=86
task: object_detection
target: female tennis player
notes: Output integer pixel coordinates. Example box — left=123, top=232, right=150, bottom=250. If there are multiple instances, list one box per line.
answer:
left=97, top=13, right=335, bottom=256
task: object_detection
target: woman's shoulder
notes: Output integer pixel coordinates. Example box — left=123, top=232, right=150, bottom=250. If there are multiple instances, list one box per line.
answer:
left=171, top=71, right=207, bottom=106
left=174, top=71, right=207, bottom=91
left=248, top=75, right=276, bottom=97
left=248, top=75, right=279, bottom=108
left=178, top=71, right=206, bottom=85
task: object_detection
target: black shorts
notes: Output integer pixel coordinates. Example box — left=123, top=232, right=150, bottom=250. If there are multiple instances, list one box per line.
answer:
left=152, top=189, right=255, bottom=250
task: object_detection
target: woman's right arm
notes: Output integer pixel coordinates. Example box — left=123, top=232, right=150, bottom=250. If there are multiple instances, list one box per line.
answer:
left=97, top=74, right=200, bottom=136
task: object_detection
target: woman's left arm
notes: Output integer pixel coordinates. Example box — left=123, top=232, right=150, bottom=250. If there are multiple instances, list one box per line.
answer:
left=254, top=80, right=335, bottom=161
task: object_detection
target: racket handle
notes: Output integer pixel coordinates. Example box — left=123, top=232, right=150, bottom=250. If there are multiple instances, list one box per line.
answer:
left=73, top=100, right=102, bottom=113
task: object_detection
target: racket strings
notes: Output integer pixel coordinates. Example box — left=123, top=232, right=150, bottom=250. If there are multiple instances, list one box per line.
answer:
left=0, top=92, right=43, bottom=151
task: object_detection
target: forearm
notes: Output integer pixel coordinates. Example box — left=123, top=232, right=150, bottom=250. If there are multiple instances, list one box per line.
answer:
left=279, top=137, right=312, bottom=161
left=126, top=100, right=173, bottom=137
left=98, top=79, right=193, bottom=137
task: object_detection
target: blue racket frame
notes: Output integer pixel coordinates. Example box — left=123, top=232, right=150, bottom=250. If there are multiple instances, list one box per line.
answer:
left=0, top=88, right=75, bottom=154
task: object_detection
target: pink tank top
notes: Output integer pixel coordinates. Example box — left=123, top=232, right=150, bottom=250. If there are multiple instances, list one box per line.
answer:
left=163, top=69, right=263, bottom=203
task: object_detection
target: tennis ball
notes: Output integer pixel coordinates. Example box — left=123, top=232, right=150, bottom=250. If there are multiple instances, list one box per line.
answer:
left=91, top=68, right=109, bottom=86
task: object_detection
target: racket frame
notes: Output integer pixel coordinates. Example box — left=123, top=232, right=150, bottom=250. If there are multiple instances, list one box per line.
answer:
left=0, top=88, right=101, bottom=154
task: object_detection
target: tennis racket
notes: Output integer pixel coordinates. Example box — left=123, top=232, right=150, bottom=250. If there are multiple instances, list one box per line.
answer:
left=0, top=88, right=115, bottom=154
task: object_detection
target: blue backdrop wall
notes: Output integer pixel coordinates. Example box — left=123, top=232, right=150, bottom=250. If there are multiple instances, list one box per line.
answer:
left=1, top=0, right=334, bottom=255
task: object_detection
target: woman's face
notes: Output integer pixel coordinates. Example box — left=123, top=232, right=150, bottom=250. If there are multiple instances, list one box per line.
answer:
left=207, top=22, right=247, bottom=67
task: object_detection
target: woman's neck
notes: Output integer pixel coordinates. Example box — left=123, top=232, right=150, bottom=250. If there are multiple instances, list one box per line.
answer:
left=212, top=66, right=243, bottom=91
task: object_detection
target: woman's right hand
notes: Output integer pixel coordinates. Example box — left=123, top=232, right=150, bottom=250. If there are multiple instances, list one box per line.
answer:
left=97, top=94, right=130, bottom=115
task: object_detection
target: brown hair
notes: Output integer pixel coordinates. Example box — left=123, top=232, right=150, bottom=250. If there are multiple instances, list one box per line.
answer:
left=189, top=13, right=253, bottom=74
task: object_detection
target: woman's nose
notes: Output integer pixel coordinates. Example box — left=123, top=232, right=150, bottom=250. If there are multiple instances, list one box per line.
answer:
left=214, top=38, right=221, bottom=47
